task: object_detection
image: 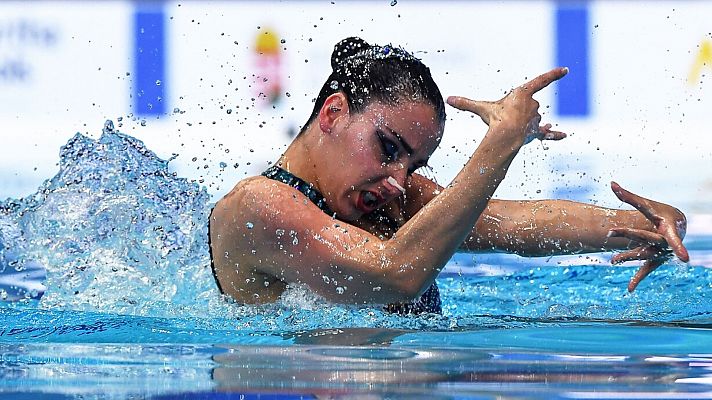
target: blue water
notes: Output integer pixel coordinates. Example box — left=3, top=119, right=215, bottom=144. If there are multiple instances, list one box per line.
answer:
left=1, top=123, right=712, bottom=398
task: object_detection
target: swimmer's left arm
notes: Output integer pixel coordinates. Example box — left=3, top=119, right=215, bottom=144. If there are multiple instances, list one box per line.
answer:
left=403, top=174, right=635, bottom=255
left=405, top=175, right=689, bottom=291
left=462, top=197, right=654, bottom=256
left=466, top=187, right=688, bottom=291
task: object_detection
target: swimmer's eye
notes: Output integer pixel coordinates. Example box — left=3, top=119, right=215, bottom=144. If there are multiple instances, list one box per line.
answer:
left=376, top=130, right=400, bottom=163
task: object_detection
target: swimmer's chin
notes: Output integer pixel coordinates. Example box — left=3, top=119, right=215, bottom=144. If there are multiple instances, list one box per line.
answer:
left=337, top=209, right=363, bottom=223
left=336, top=196, right=372, bottom=222
left=327, top=197, right=359, bottom=222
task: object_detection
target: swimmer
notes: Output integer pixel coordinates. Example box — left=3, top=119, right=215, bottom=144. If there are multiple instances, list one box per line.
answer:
left=209, top=37, right=688, bottom=312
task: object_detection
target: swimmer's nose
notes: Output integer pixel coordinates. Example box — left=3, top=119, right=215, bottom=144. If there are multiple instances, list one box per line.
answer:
left=383, top=172, right=407, bottom=198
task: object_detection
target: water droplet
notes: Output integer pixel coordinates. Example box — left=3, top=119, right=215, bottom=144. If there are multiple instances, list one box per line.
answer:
left=390, top=0, right=397, bottom=5
left=336, top=287, right=345, bottom=295
left=103, top=120, right=115, bottom=134
left=330, top=80, right=339, bottom=90
left=246, top=222, right=254, bottom=229
left=219, top=162, right=227, bottom=168
left=140, top=120, right=147, bottom=127
left=155, top=80, right=162, bottom=86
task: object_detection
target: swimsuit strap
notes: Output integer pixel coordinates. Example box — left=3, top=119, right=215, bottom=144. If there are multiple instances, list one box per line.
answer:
left=262, top=165, right=334, bottom=216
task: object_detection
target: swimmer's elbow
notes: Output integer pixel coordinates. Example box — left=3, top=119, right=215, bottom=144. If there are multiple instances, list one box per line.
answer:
left=380, top=275, right=423, bottom=303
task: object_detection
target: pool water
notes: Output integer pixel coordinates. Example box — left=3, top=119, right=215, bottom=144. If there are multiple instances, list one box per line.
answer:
left=2, top=309, right=712, bottom=399
left=1, top=126, right=712, bottom=398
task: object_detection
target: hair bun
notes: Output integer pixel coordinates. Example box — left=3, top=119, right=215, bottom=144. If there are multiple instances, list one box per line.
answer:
left=331, top=37, right=370, bottom=70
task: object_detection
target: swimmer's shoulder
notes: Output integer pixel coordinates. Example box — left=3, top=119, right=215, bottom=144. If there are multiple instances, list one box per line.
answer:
left=215, top=174, right=333, bottom=233
left=219, top=175, right=312, bottom=210
left=211, top=176, right=276, bottom=237
left=219, top=175, right=267, bottom=203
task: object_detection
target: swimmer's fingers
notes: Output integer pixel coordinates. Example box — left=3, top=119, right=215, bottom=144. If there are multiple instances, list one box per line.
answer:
left=628, top=258, right=666, bottom=292
left=607, top=227, right=668, bottom=247
left=611, top=245, right=668, bottom=265
left=537, top=123, right=567, bottom=141
left=611, top=182, right=658, bottom=222
left=659, top=222, right=690, bottom=263
left=611, top=182, right=690, bottom=263
left=447, top=96, right=496, bottom=125
left=518, top=67, right=569, bottom=95
left=609, top=182, right=689, bottom=292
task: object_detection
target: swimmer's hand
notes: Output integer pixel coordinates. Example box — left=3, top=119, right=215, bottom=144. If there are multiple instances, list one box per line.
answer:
left=532, top=123, right=567, bottom=143
left=606, top=182, right=689, bottom=292
left=446, top=67, right=568, bottom=145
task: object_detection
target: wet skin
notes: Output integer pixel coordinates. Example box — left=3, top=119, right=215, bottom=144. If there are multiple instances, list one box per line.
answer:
left=210, top=98, right=443, bottom=304
left=209, top=68, right=688, bottom=305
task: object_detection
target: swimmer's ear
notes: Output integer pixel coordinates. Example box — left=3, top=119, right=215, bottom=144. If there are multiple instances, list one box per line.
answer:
left=319, top=93, right=348, bottom=134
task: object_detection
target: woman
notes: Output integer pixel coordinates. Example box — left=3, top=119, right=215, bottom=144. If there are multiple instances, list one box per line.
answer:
left=209, top=37, right=688, bottom=313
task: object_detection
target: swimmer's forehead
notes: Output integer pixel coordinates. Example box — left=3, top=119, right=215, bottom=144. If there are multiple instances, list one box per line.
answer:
left=365, top=101, right=444, bottom=139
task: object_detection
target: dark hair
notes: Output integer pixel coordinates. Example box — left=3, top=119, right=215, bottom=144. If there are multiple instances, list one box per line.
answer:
left=300, top=37, right=446, bottom=134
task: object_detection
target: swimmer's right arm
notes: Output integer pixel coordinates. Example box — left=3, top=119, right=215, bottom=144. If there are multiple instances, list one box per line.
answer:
left=212, top=68, right=569, bottom=304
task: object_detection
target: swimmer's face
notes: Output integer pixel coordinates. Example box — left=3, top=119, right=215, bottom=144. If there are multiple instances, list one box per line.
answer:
left=324, top=100, right=443, bottom=221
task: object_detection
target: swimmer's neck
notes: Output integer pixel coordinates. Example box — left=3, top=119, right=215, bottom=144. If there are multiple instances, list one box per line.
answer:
left=278, top=123, right=327, bottom=191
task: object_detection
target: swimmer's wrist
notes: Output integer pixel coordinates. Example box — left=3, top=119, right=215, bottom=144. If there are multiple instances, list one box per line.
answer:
left=482, top=123, right=527, bottom=150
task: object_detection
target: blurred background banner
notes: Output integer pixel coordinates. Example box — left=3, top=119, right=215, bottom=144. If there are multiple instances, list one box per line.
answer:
left=1, top=1, right=710, bottom=232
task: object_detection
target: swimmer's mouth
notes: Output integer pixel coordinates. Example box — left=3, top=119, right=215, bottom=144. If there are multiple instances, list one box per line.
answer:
left=358, top=191, right=381, bottom=213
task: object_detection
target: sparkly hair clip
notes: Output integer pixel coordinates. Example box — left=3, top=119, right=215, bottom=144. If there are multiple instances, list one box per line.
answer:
left=368, top=44, right=420, bottom=62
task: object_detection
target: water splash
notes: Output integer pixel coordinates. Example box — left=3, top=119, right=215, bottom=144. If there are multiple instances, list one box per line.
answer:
left=0, top=123, right=223, bottom=316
